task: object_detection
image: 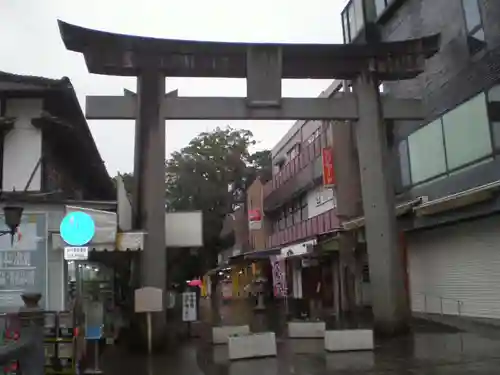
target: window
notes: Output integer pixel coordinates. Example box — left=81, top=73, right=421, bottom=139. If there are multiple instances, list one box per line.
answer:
left=353, top=0, right=364, bottom=37
left=278, top=210, right=285, bottom=230
left=442, top=93, right=492, bottom=169
left=402, top=86, right=498, bottom=187
left=342, top=11, right=350, bottom=43
left=315, top=186, right=334, bottom=206
left=462, top=0, right=486, bottom=55
left=287, top=144, right=300, bottom=161
left=342, top=0, right=365, bottom=43
left=307, top=128, right=320, bottom=145
left=292, top=200, right=301, bottom=224
left=375, top=0, right=390, bottom=17
left=488, top=85, right=500, bottom=149
left=300, top=194, right=308, bottom=221
left=408, top=119, right=447, bottom=183
left=286, top=204, right=293, bottom=227
left=398, top=139, right=411, bottom=186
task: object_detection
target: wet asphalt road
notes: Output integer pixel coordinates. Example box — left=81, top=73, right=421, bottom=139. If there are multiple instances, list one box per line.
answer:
left=100, top=326, right=500, bottom=374
left=98, top=300, right=500, bottom=374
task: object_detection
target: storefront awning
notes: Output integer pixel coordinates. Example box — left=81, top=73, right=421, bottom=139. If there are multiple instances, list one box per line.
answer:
left=342, top=197, right=425, bottom=231
left=205, top=265, right=232, bottom=276
left=413, top=180, right=500, bottom=217
left=51, top=231, right=145, bottom=252
left=229, top=248, right=282, bottom=263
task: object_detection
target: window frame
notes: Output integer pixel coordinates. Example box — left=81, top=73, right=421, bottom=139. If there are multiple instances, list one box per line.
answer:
left=341, top=0, right=365, bottom=44
left=401, top=85, right=500, bottom=189
left=375, top=0, right=390, bottom=17
left=461, top=0, right=486, bottom=55
left=407, top=118, right=448, bottom=184
left=397, top=139, right=412, bottom=187
left=442, top=92, right=493, bottom=170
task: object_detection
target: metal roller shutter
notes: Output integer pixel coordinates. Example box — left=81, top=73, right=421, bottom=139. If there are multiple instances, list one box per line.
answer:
left=409, top=215, right=500, bottom=319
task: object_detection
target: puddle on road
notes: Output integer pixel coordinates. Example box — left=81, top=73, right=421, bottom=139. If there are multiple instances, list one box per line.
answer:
left=200, top=332, right=500, bottom=375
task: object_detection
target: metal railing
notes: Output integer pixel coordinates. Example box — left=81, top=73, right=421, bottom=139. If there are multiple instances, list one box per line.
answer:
left=417, top=293, right=464, bottom=317
left=0, top=306, right=45, bottom=375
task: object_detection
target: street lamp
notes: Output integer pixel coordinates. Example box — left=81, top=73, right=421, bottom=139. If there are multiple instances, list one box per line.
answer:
left=0, top=205, right=24, bottom=244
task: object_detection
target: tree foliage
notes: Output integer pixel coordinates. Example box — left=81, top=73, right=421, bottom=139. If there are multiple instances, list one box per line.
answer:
left=165, top=126, right=271, bottom=272
left=112, top=127, right=272, bottom=280
left=113, top=172, right=134, bottom=195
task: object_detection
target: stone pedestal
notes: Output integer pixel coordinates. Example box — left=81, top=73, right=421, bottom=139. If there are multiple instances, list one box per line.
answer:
left=324, top=329, right=374, bottom=352
left=287, top=321, right=325, bottom=338
left=228, top=332, right=277, bottom=360
left=212, top=325, right=250, bottom=344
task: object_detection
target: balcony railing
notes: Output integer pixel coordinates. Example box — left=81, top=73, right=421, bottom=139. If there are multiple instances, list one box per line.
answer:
left=264, top=130, right=330, bottom=199
left=267, top=207, right=340, bottom=248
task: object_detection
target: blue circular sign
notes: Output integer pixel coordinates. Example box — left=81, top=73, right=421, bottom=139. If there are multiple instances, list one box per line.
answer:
left=60, top=211, right=95, bottom=246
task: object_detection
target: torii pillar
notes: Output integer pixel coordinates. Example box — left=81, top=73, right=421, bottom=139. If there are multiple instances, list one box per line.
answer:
left=57, top=20, right=439, bottom=337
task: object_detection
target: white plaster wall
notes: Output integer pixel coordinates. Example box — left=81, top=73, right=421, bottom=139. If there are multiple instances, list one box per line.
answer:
left=307, top=185, right=337, bottom=219
left=3, top=99, right=43, bottom=191
left=47, top=242, right=65, bottom=311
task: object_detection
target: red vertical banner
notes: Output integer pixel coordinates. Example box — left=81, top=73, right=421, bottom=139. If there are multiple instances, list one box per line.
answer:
left=322, top=147, right=335, bottom=187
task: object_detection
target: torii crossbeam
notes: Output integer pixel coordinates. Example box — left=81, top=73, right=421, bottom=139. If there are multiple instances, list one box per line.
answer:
left=58, top=20, right=440, bottom=341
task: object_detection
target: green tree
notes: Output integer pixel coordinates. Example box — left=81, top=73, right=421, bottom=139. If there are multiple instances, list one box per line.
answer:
left=246, top=149, right=272, bottom=184
left=165, top=126, right=269, bottom=274
left=112, top=172, right=134, bottom=194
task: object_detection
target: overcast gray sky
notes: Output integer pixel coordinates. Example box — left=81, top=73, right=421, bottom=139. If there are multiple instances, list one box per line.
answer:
left=1, top=0, right=348, bottom=176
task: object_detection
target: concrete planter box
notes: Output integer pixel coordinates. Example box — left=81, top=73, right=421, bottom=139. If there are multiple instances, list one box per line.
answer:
left=228, top=332, right=277, bottom=360
left=212, top=325, right=250, bottom=344
left=324, top=329, right=374, bottom=352
left=287, top=321, right=326, bottom=338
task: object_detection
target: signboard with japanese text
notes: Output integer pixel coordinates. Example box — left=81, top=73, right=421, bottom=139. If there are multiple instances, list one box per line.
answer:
left=321, top=147, right=335, bottom=187
left=248, top=209, right=262, bottom=230
left=181, top=292, right=197, bottom=322
left=64, top=246, right=89, bottom=261
left=0, top=213, right=47, bottom=310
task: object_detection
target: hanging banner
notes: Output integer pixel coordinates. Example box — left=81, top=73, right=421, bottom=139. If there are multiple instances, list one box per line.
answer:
left=322, top=147, right=335, bottom=187
left=248, top=209, right=262, bottom=230
left=270, top=255, right=287, bottom=298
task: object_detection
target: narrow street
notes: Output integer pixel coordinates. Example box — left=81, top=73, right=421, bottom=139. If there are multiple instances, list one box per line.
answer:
left=98, top=301, right=500, bottom=374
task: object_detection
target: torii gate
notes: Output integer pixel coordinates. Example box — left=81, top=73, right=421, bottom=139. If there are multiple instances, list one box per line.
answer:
left=57, top=20, right=439, bottom=340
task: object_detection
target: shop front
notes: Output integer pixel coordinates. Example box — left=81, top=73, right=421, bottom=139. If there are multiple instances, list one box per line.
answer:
left=228, top=249, right=281, bottom=308
left=283, top=236, right=341, bottom=320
